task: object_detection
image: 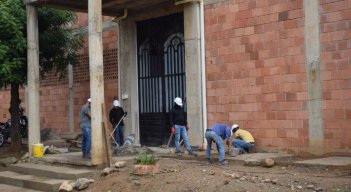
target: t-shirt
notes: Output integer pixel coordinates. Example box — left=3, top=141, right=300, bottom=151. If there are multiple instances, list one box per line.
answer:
left=235, top=129, right=254, bottom=143
left=80, top=104, right=91, bottom=129
left=208, top=124, right=231, bottom=140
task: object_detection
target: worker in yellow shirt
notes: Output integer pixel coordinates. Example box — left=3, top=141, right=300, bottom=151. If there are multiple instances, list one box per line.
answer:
left=231, top=124, right=255, bottom=154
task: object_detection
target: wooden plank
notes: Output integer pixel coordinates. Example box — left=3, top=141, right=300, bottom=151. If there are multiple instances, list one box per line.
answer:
left=102, top=104, right=113, bottom=167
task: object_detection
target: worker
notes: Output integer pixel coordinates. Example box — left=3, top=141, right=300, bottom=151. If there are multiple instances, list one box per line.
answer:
left=169, top=97, right=197, bottom=156
left=80, top=97, right=91, bottom=159
left=109, top=99, right=127, bottom=147
left=231, top=124, right=255, bottom=154
left=205, top=124, right=233, bottom=165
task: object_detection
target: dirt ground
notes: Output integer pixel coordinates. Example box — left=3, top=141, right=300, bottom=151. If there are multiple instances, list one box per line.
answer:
left=1, top=142, right=351, bottom=192
left=87, top=157, right=351, bottom=192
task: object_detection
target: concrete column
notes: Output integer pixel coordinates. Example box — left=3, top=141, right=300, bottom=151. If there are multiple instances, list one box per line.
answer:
left=184, top=2, right=204, bottom=146
left=26, top=5, right=41, bottom=155
left=304, top=0, right=323, bottom=155
left=88, top=0, right=105, bottom=165
left=68, top=64, right=74, bottom=132
left=118, top=18, right=139, bottom=144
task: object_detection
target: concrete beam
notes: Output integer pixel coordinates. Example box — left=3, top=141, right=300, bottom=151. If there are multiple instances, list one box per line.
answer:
left=118, top=18, right=139, bottom=145
left=304, top=0, right=323, bottom=155
left=184, top=2, right=204, bottom=147
left=26, top=5, right=41, bottom=155
left=88, top=0, right=105, bottom=165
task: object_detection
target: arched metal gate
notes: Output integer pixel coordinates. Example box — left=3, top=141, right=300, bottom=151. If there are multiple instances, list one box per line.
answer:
left=137, top=13, right=185, bottom=146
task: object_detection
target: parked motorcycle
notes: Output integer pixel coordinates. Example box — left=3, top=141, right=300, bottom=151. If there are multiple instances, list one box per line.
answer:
left=0, top=122, right=8, bottom=147
left=3, top=115, right=28, bottom=140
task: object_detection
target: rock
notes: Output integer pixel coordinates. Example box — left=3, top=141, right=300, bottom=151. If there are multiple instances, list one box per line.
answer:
left=132, top=180, right=141, bottom=186
left=262, top=158, right=275, bottom=168
left=239, top=177, right=246, bottom=181
left=297, top=185, right=303, bottom=189
left=59, top=181, right=73, bottom=192
left=0, top=157, right=17, bottom=165
left=307, top=185, right=314, bottom=189
left=101, top=167, right=116, bottom=176
left=224, top=180, right=229, bottom=185
left=271, top=179, right=278, bottom=185
left=74, top=178, right=94, bottom=190
left=250, top=177, right=257, bottom=183
left=222, top=172, right=236, bottom=178
left=244, top=159, right=261, bottom=166
left=264, top=178, right=270, bottom=183
left=315, top=187, right=323, bottom=192
left=114, top=161, right=127, bottom=168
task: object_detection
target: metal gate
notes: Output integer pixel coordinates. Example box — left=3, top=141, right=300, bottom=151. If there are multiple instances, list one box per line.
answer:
left=137, top=13, right=185, bottom=146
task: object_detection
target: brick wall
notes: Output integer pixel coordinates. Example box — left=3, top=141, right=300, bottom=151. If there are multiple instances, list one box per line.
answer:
left=319, top=0, right=351, bottom=154
left=205, top=0, right=350, bottom=155
left=38, top=79, right=118, bottom=134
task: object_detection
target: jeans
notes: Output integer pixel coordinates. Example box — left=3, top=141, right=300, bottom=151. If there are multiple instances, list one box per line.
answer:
left=205, top=130, right=225, bottom=162
left=81, top=127, right=91, bottom=156
left=232, top=139, right=254, bottom=152
left=114, top=125, right=124, bottom=146
left=174, top=125, right=192, bottom=153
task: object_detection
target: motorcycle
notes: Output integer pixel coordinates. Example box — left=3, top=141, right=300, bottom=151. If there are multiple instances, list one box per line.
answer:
left=0, top=122, right=10, bottom=147
left=4, top=114, right=28, bottom=140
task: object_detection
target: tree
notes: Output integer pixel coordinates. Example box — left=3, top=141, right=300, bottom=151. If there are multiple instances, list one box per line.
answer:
left=0, top=0, right=84, bottom=151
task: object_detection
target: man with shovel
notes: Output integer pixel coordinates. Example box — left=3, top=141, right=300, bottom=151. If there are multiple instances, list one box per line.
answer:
left=109, top=100, right=127, bottom=147
left=169, top=97, right=197, bottom=157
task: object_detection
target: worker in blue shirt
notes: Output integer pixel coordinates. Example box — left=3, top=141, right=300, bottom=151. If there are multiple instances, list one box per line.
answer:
left=205, top=124, right=235, bottom=165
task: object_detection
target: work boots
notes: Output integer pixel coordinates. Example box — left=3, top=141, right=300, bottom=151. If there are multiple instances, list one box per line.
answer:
left=188, top=151, right=198, bottom=157
left=219, top=159, right=228, bottom=166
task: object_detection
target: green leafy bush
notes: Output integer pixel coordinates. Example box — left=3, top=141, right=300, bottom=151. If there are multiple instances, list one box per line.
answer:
left=134, top=154, right=158, bottom=165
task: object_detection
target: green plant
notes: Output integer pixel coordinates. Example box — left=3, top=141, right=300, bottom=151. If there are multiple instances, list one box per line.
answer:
left=134, top=154, right=158, bottom=165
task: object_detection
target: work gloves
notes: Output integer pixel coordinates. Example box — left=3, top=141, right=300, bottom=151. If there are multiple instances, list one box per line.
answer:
left=171, top=127, right=175, bottom=134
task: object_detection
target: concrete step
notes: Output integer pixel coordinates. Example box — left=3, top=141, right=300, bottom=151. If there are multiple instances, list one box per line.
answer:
left=0, top=183, right=41, bottom=192
left=0, top=171, right=70, bottom=192
left=7, top=163, right=93, bottom=180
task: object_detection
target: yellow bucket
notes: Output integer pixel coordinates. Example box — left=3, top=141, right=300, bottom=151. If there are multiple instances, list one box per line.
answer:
left=32, top=143, right=44, bottom=158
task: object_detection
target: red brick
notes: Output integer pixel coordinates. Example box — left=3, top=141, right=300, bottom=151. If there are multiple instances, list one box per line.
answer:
left=272, top=138, right=292, bottom=147
left=287, top=93, right=297, bottom=101
left=277, top=112, right=286, bottom=120
left=266, top=112, right=276, bottom=120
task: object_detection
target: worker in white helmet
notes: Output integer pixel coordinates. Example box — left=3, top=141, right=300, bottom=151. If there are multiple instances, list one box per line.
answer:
left=231, top=124, right=255, bottom=154
left=169, top=97, right=197, bottom=157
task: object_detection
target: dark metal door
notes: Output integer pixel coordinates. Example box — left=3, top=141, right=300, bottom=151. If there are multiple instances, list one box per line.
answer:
left=137, top=13, right=185, bottom=146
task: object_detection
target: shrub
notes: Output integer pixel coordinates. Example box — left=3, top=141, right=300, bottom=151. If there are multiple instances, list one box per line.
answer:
left=134, top=154, right=158, bottom=165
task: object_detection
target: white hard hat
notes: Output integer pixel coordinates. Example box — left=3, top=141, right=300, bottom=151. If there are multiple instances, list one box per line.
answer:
left=113, top=100, right=120, bottom=107
left=231, top=124, right=239, bottom=134
left=87, top=98, right=91, bottom=102
left=174, top=97, right=183, bottom=106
